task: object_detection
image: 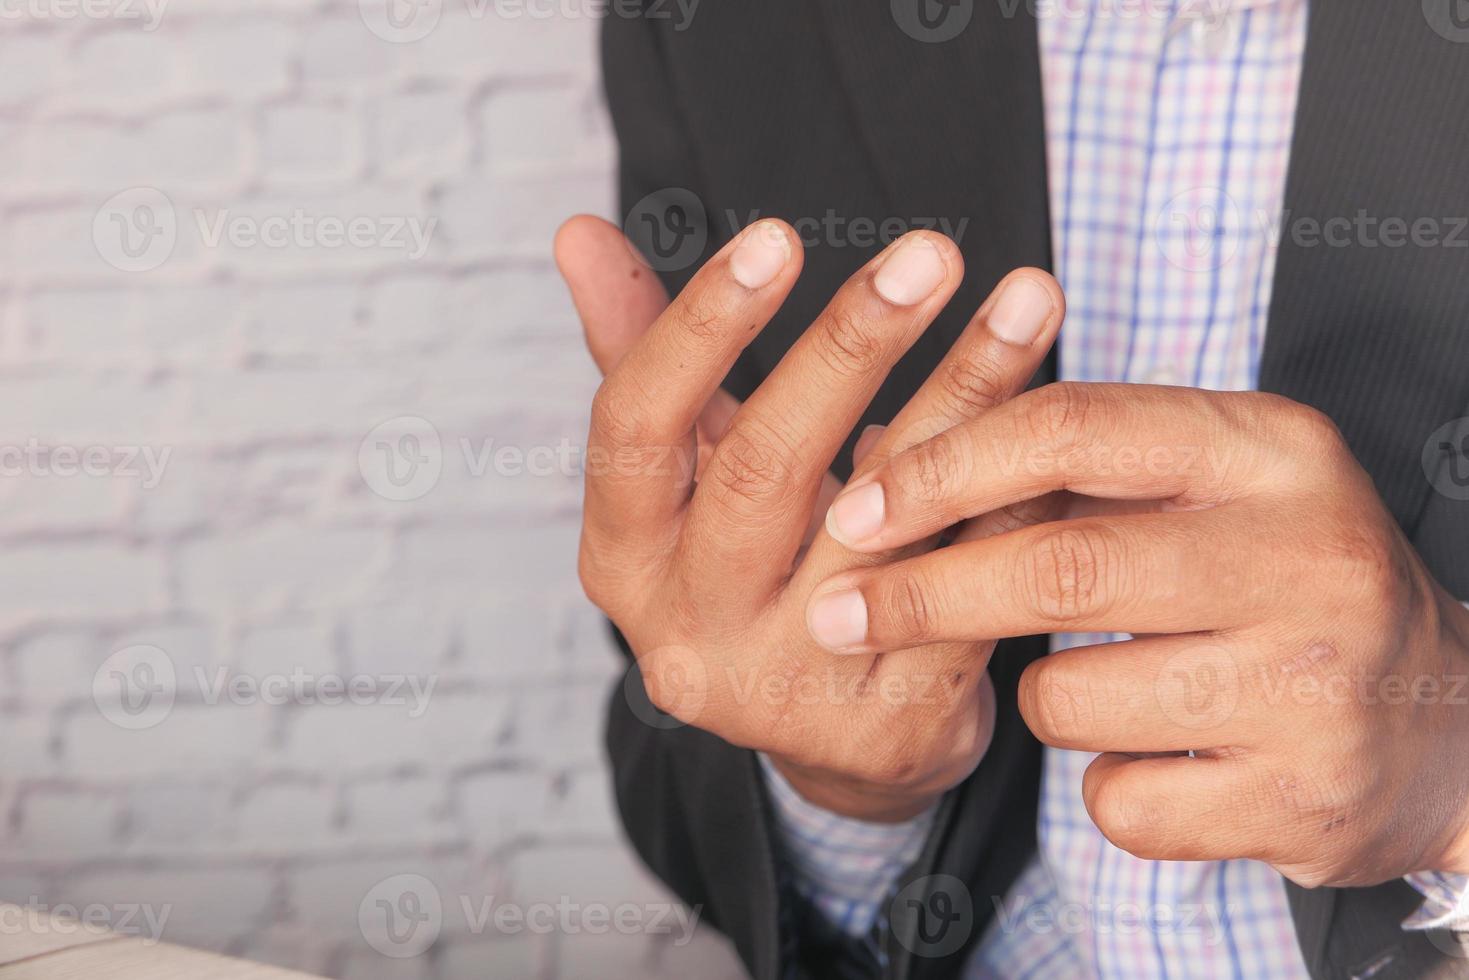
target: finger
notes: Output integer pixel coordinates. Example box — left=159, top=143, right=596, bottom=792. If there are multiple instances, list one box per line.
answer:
left=693, top=388, right=743, bottom=479
left=852, top=424, right=887, bottom=470
left=799, top=267, right=1064, bottom=587
left=554, top=215, right=671, bottom=374
left=825, top=383, right=1272, bottom=553
left=803, top=474, right=845, bottom=556
left=828, top=269, right=1061, bottom=701
left=579, top=218, right=803, bottom=534
left=806, top=509, right=1275, bottom=652
left=1082, top=752, right=1282, bottom=864
left=948, top=491, right=1069, bottom=544
left=556, top=216, right=747, bottom=483
left=684, top=231, right=963, bottom=586
left=1016, top=634, right=1263, bottom=753
left=860, top=268, right=1064, bottom=466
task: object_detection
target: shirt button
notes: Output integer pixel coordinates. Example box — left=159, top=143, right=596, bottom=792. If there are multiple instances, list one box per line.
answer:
left=1192, top=9, right=1238, bottom=57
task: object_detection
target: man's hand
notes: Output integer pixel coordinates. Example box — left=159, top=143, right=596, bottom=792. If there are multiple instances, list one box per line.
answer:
left=554, top=212, right=849, bottom=550
left=555, top=215, right=1063, bottom=821
left=808, top=382, right=1469, bottom=881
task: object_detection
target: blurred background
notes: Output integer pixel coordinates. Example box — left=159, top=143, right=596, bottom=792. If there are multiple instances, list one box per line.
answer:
left=0, top=1, right=744, bottom=977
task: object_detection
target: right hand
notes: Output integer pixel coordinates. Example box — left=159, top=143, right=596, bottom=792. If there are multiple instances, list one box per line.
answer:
left=555, top=216, right=1064, bottom=821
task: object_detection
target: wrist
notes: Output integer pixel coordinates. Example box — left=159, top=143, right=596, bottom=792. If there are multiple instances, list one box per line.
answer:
left=767, top=754, right=943, bottom=823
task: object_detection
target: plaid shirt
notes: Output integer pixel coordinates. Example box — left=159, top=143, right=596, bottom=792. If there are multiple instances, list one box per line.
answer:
left=763, top=1, right=1469, bottom=976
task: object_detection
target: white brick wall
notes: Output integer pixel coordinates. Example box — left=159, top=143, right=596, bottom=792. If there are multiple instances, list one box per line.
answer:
left=0, top=3, right=746, bottom=977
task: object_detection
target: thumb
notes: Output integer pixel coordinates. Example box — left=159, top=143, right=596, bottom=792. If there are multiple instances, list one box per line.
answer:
left=554, top=215, right=670, bottom=374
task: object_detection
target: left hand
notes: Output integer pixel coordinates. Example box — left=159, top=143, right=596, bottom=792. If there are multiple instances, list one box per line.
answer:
left=806, top=381, right=1469, bottom=886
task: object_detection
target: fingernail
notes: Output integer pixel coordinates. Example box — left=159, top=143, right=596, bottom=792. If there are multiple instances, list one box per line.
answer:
left=826, top=482, right=885, bottom=545
left=873, top=236, right=946, bottom=306
left=729, top=221, right=790, bottom=290
left=988, top=277, right=1053, bottom=346
left=808, top=589, right=868, bottom=651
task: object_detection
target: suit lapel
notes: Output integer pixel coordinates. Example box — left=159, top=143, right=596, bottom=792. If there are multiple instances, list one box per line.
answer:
left=1260, top=0, right=1469, bottom=536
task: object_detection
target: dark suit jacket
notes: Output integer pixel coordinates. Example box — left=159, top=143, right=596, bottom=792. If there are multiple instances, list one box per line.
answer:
left=597, top=2, right=1469, bottom=977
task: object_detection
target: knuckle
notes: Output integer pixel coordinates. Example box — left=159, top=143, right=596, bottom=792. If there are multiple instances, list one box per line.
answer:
left=1288, top=402, right=1344, bottom=448
left=1029, top=382, right=1092, bottom=447
left=1023, top=524, right=1117, bottom=622
left=589, top=383, right=651, bottom=448
left=1250, top=394, right=1345, bottom=460
left=577, top=548, right=612, bottom=611
left=1278, top=864, right=1335, bottom=890
left=857, top=738, right=927, bottom=788
left=1229, top=390, right=1290, bottom=431
left=1345, top=536, right=1406, bottom=610
left=676, top=286, right=738, bottom=342
left=1271, top=764, right=1365, bottom=839
left=877, top=571, right=941, bottom=643
left=935, top=353, right=1007, bottom=418
left=894, top=433, right=963, bottom=504
left=577, top=532, right=624, bottom=613
left=638, top=659, right=684, bottom=719
left=1313, top=517, right=1411, bottom=613
left=1087, top=781, right=1172, bottom=857
left=703, top=422, right=795, bottom=514
left=1019, top=662, right=1091, bottom=744
left=811, top=306, right=888, bottom=379
left=950, top=680, right=998, bottom=763
left=986, top=496, right=1056, bottom=535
